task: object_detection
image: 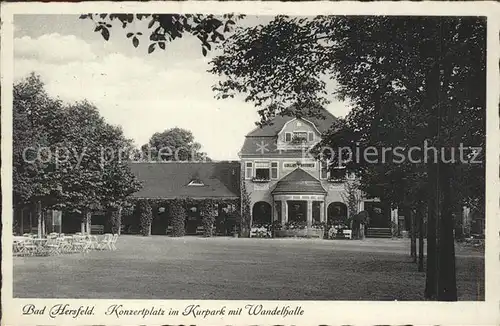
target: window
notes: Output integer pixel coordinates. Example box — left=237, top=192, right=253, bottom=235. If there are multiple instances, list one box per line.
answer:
left=308, top=132, right=314, bottom=142
left=320, top=161, right=329, bottom=180
left=289, top=131, right=308, bottom=144
left=329, top=166, right=346, bottom=181
left=320, top=161, right=346, bottom=181
left=188, top=179, right=205, bottom=186
left=285, top=132, right=292, bottom=142
left=245, top=162, right=253, bottom=179
left=254, top=162, right=270, bottom=180
left=271, top=162, right=278, bottom=179
left=294, top=131, right=307, bottom=139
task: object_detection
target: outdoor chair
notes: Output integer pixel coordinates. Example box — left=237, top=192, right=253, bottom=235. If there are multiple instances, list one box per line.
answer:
left=110, top=234, right=118, bottom=250
left=96, top=234, right=113, bottom=250
left=13, top=240, right=28, bottom=256
left=59, top=237, right=73, bottom=254
left=46, top=237, right=63, bottom=255
left=22, top=238, right=40, bottom=256
left=71, top=236, right=88, bottom=253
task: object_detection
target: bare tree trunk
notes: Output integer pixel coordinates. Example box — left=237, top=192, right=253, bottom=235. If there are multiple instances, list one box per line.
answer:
left=19, top=207, right=24, bottom=235
left=418, top=206, right=425, bottom=272
left=82, top=210, right=92, bottom=234
left=36, top=201, right=42, bottom=238
left=117, top=207, right=122, bottom=236
left=425, top=164, right=439, bottom=300
left=41, top=209, right=46, bottom=237
left=437, top=163, right=457, bottom=301
left=86, top=211, right=92, bottom=235
left=410, top=208, right=417, bottom=261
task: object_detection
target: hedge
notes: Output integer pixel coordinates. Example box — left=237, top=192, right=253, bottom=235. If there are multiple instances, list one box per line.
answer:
left=136, top=199, right=153, bottom=236
left=199, top=200, right=217, bottom=237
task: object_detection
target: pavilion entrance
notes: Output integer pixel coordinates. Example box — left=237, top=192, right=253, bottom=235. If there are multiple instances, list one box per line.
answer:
left=287, top=201, right=307, bottom=223
left=271, top=167, right=328, bottom=227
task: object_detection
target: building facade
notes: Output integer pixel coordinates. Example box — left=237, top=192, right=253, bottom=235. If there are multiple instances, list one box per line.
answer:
left=240, top=110, right=396, bottom=234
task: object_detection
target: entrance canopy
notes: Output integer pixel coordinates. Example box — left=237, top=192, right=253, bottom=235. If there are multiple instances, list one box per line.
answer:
left=272, top=168, right=326, bottom=195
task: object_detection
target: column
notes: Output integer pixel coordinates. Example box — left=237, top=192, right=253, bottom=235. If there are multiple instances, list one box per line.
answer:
left=282, top=200, right=288, bottom=224
left=273, top=201, right=279, bottom=222
left=319, top=202, right=325, bottom=223
left=307, top=200, right=313, bottom=228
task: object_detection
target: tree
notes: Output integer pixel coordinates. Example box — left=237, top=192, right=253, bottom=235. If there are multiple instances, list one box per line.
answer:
left=340, top=178, right=363, bottom=238
left=80, top=14, right=243, bottom=56
left=14, top=74, right=143, bottom=235
left=13, top=74, right=66, bottom=236
left=141, top=127, right=210, bottom=161
left=208, top=16, right=485, bottom=301
left=86, top=15, right=485, bottom=300
left=99, top=123, right=142, bottom=228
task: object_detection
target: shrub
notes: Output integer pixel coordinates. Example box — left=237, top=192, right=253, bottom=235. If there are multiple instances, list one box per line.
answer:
left=169, top=200, right=186, bottom=237
left=283, top=221, right=307, bottom=230
left=199, top=200, right=217, bottom=237
left=240, top=181, right=252, bottom=237
left=136, top=199, right=152, bottom=236
left=311, top=221, right=327, bottom=230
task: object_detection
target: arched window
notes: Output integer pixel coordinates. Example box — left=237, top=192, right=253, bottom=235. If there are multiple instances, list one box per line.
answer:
left=327, top=202, right=348, bottom=225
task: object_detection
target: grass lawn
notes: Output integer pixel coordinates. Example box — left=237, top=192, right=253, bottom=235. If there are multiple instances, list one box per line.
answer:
left=13, top=236, right=484, bottom=300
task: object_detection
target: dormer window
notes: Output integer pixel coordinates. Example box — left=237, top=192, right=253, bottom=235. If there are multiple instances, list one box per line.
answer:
left=188, top=179, right=205, bottom=186
left=284, top=131, right=315, bottom=144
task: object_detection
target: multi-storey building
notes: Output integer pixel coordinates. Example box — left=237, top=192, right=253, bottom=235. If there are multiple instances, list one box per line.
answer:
left=239, top=109, right=396, bottom=236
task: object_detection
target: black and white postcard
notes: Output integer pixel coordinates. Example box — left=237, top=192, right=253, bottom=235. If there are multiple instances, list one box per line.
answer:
left=1, top=1, right=499, bottom=325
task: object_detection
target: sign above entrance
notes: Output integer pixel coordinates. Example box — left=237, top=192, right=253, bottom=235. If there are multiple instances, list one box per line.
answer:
left=283, top=162, right=316, bottom=170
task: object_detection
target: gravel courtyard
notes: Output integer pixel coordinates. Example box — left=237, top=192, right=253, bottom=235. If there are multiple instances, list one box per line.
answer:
left=13, top=236, right=484, bottom=300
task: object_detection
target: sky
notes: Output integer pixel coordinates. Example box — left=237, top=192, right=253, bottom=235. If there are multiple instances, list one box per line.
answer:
left=13, top=14, right=351, bottom=160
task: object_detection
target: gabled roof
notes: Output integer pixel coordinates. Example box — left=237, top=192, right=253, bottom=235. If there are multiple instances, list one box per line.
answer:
left=240, top=137, right=313, bottom=158
left=129, top=162, right=240, bottom=199
left=272, top=168, right=326, bottom=194
left=240, top=107, right=337, bottom=158
left=246, top=107, right=337, bottom=137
